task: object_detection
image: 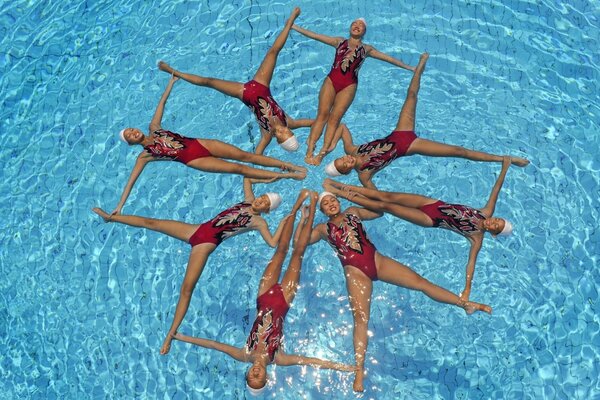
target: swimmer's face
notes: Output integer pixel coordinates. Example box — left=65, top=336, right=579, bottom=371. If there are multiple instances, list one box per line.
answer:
left=482, top=217, right=505, bottom=236
left=122, top=128, right=144, bottom=145
left=275, top=125, right=294, bottom=143
left=246, top=361, right=267, bottom=390
left=252, top=195, right=271, bottom=214
left=320, top=195, right=340, bottom=217
left=350, top=20, right=366, bottom=37
left=334, top=155, right=356, bottom=175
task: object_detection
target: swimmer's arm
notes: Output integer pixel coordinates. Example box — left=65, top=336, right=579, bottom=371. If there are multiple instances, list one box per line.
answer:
left=255, top=130, right=272, bottom=155
left=149, top=75, right=179, bottom=132
left=243, top=178, right=256, bottom=202
left=113, top=154, right=151, bottom=214
left=339, top=124, right=357, bottom=154
left=366, top=46, right=415, bottom=71
left=307, top=224, right=326, bottom=245
left=291, top=25, right=342, bottom=47
left=173, top=333, right=248, bottom=362
left=349, top=206, right=382, bottom=221
left=480, top=156, right=511, bottom=217
left=275, top=353, right=354, bottom=371
left=287, top=118, right=314, bottom=129
left=358, top=172, right=377, bottom=190
left=461, top=236, right=483, bottom=301
left=257, top=217, right=289, bottom=248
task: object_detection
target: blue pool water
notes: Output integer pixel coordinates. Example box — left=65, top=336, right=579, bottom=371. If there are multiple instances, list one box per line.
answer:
left=1, top=0, right=599, bottom=399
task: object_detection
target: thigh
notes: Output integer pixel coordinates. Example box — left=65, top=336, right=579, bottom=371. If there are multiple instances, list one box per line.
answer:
left=205, top=78, right=245, bottom=99
left=406, top=138, right=456, bottom=157
left=316, top=78, right=337, bottom=115
left=149, top=219, right=199, bottom=243
left=197, top=139, right=247, bottom=160
left=375, top=252, right=426, bottom=290
left=253, top=50, right=277, bottom=87
left=329, top=84, right=356, bottom=120
left=344, top=267, right=373, bottom=322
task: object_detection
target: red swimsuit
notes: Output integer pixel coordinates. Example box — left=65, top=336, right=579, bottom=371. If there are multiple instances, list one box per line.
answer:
left=326, top=212, right=378, bottom=281
left=143, top=129, right=212, bottom=164
left=245, top=284, right=290, bottom=362
left=242, top=80, right=288, bottom=133
left=327, top=39, right=367, bottom=93
left=419, top=200, right=485, bottom=237
left=188, top=202, right=255, bottom=247
left=357, top=130, right=417, bottom=173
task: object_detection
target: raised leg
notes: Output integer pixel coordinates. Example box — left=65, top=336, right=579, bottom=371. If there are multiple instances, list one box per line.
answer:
left=395, top=53, right=429, bottom=132
left=252, top=7, right=301, bottom=87
left=257, top=189, right=309, bottom=297
left=158, top=61, right=244, bottom=99
left=92, top=208, right=198, bottom=242
left=280, top=191, right=317, bottom=303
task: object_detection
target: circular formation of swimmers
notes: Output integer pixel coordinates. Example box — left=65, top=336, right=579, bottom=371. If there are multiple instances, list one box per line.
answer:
left=93, top=8, right=529, bottom=394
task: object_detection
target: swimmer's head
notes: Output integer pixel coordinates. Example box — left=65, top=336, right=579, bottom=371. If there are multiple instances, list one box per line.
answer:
left=483, top=217, right=513, bottom=237
left=350, top=18, right=367, bottom=37
left=274, top=125, right=298, bottom=151
left=253, top=193, right=282, bottom=213
left=318, top=191, right=340, bottom=216
left=326, top=155, right=355, bottom=176
left=246, top=361, right=268, bottom=394
left=119, top=128, right=144, bottom=145
left=279, top=135, right=300, bottom=152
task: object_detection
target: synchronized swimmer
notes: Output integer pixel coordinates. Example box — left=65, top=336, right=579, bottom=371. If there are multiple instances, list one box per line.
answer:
left=93, top=6, right=529, bottom=394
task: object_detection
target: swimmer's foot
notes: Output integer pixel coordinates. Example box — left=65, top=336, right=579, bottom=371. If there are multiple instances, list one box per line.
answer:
left=353, top=367, right=365, bottom=392
left=461, top=300, right=492, bottom=315
left=289, top=7, right=301, bottom=22
left=511, top=156, right=530, bottom=167
left=415, top=52, right=429, bottom=75
left=305, top=156, right=319, bottom=166
left=288, top=171, right=307, bottom=180
left=92, top=207, right=112, bottom=222
left=158, top=61, right=176, bottom=75
left=160, top=332, right=176, bottom=355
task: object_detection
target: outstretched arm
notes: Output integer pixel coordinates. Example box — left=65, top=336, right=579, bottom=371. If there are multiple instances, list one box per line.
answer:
left=358, top=171, right=377, bottom=190
left=480, top=156, right=511, bottom=217
left=275, top=353, right=355, bottom=371
left=254, top=130, right=273, bottom=155
left=112, top=154, right=151, bottom=215
left=256, top=215, right=291, bottom=248
left=291, top=25, right=342, bottom=47
left=367, top=47, right=415, bottom=71
left=287, top=117, right=314, bottom=129
left=461, top=237, right=483, bottom=301
left=173, top=333, right=248, bottom=362
left=149, top=75, right=179, bottom=132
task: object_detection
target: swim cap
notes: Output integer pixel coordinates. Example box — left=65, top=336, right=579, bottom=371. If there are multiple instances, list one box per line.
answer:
left=497, top=219, right=513, bottom=236
left=324, top=161, right=342, bottom=177
left=247, top=383, right=266, bottom=396
left=265, top=192, right=282, bottom=211
left=317, top=191, right=336, bottom=209
left=356, top=17, right=367, bottom=28
left=279, top=135, right=299, bottom=152
left=119, top=129, right=128, bottom=143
